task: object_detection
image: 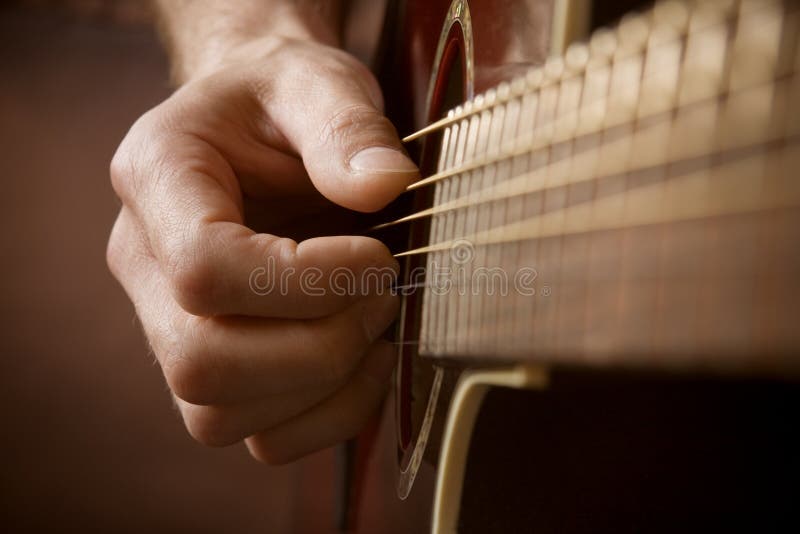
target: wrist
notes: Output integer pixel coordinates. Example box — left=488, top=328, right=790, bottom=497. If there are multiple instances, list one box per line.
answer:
left=167, top=1, right=342, bottom=84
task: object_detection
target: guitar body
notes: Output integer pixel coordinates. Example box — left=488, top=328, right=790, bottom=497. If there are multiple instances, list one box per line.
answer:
left=352, top=1, right=800, bottom=532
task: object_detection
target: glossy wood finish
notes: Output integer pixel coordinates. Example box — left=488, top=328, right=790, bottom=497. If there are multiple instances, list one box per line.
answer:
left=381, top=0, right=555, bottom=138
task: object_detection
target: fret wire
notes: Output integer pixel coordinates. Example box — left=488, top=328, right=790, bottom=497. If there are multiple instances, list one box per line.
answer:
left=435, top=112, right=461, bottom=354
left=577, top=15, right=620, bottom=356
left=509, top=77, right=541, bottom=355
left=536, top=52, right=576, bottom=355
left=466, top=86, right=512, bottom=354
left=445, top=106, right=472, bottom=354
left=488, top=83, right=525, bottom=355
left=615, top=9, right=654, bottom=357
left=730, top=0, right=786, bottom=351
left=689, top=1, right=740, bottom=353
left=394, top=139, right=800, bottom=258
left=552, top=34, right=593, bottom=355
left=516, top=77, right=545, bottom=354
left=457, top=98, right=486, bottom=355
left=466, top=89, right=505, bottom=354
left=648, top=0, right=692, bottom=355
left=423, top=109, right=455, bottom=354
left=463, top=94, right=496, bottom=355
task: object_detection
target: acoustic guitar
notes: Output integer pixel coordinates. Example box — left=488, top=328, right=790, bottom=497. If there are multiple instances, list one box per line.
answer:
left=348, top=1, right=800, bottom=532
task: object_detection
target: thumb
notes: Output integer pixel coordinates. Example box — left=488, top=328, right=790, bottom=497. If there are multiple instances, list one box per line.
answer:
left=266, top=50, right=419, bottom=212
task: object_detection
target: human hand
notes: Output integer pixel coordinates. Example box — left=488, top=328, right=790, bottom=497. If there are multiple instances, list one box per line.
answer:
left=107, top=35, right=418, bottom=463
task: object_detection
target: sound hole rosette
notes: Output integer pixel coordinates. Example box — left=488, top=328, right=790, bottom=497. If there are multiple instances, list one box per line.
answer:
left=394, top=0, right=474, bottom=500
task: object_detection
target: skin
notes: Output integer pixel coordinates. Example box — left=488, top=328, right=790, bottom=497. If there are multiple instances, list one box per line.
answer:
left=107, top=0, right=418, bottom=464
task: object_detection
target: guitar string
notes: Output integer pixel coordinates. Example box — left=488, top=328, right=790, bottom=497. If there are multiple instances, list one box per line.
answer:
left=371, top=71, right=796, bottom=234
left=396, top=2, right=752, bottom=143
left=392, top=142, right=800, bottom=259
left=399, top=63, right=794, bottom=201
left=399, top=5, right=792, bottom=262
left=372, top=4, right=797, bottom=237
left=398, top=0, right=776, bottom=147
left=398, top=1, right=785, bottom=196
left=401, top=16, right=656, bottom=142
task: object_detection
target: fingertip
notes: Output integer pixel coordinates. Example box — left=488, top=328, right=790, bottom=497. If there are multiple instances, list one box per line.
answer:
left=297, top=235, right=398, bottom=274
left=339, top=147, right=418, bottom=212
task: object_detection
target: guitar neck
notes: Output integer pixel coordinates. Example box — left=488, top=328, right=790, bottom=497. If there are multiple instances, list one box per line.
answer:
left=409, top=0, right=800, bottom=374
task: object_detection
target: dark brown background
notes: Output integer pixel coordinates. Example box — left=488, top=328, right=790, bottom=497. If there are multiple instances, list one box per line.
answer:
left=0, top=4, right=337, bottom=532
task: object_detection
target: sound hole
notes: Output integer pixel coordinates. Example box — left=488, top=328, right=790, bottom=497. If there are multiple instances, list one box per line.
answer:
left=396, top=27, right=466, bottom=469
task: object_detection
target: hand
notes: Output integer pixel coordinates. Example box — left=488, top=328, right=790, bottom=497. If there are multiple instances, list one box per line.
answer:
left=107, top=36, right=418, bottom=463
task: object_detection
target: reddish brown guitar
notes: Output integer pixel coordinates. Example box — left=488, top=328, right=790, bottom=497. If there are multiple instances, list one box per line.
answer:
left=347, top=1, right=800, bottom=532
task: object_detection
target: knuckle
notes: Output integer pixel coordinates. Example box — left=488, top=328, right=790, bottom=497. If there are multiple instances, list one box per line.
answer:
left=162, top=318, right=220, bottom=404
left=109, top=111, right=162, bottom=201
left=105, top=219, right=125, bottom=281
left=166, top=246, right=218, bottom=315
left=318, top=103, right=386, bottom=149
left=109, top=143, right=135, bottom=200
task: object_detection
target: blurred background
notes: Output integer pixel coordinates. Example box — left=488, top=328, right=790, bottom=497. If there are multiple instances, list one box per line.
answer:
left=0, top=2, right=338, bottom=532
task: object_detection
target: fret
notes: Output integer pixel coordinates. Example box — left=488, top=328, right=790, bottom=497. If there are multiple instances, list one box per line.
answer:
left=497, top=78, right=530, bottom=354
left=641, top=8, right=690, bottom=357
left=638, top=9, right=685, bottom=119
left=515, top=72, right=546, bottom=356
left=467, top=88, right=505, bottom=355
left=424, top=109, right=456, bottom=355
left=451, top=100, right=481, bottom=355
left=524, top=61, right=563, bottom=356
left=439, top=105, right=468, bottom=355
left=603, top=13, right=648, bottom=129
left=728, top=0, right=782, bottom=91
left=462, top=96, right=489, bottom=356
left=551, top=47, right=589, bottom=356
left=581, top=79, right=618, bottom=357
left=568, top=48, right=609, bottom=357
left=481, top=82, right=519, bottom=355
left=612, top=9, right=661, bottom=357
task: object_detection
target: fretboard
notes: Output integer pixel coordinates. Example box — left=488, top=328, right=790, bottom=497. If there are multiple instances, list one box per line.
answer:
left=408, top=0, right=800, bottom=375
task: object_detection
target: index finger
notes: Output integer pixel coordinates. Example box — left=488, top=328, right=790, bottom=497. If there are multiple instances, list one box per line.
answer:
left=111, top=112, right=398, bottom=319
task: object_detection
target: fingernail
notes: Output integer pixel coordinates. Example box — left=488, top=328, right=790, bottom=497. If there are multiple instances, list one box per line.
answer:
left=362, top=294, right=400, bottom=343
left=349, top=147, right=418, bottom=174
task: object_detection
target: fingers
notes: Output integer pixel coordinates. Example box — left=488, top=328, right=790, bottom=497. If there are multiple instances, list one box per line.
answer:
left=261, top=42, right=419, bottom=212
left=110, top=209, right=397, bottom=453
left=111, top=123, right=399, bottom=319
left=175, top=384, right=332, bottom=448
left=108, top=42, right=411, bottom=462
left=109, top=209, right=400, bottom=405
left=165, top=294, right=399, bottom=405
left=245, top=341, right=395, bottom=464
left=176, top=340, right=393, bottom=447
